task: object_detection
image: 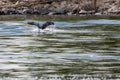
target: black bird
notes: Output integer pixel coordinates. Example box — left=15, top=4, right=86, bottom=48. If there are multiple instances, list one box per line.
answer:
left=27, top=21, right=54, bottom=30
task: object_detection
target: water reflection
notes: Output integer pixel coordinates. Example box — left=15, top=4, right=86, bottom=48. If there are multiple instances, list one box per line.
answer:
left=0, top=19, right=120, bottom=78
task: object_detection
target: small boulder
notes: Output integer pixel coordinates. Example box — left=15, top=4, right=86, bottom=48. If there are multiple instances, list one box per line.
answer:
left=79, top=10, right=87, bottom=14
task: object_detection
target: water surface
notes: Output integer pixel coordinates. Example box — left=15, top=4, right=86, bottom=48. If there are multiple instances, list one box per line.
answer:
left=0, top=16, right=120, bottom=79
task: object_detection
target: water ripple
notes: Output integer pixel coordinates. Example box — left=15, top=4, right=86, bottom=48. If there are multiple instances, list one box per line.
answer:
left=0, top=19, right=120, bottom=77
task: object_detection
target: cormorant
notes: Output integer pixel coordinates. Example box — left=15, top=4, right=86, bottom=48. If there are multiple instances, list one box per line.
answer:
left=27, top=21, right=54, bottom=30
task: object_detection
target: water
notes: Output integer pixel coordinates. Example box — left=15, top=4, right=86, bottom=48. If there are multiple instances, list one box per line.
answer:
left=0, top=16, right=120, bottom=79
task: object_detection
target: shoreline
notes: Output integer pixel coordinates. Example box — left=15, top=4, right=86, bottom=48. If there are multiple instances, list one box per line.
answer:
left=0, top=9, right=120, bottom=16
left=0, top=15, right=120, bottom=21
left=0, top=0, right=120, bottom=16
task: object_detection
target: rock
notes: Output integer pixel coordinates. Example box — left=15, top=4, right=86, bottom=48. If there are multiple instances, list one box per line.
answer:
left=108, top=6, right=120, bottom=14
left=32, top=9, right=40, bottom=14
left=0, top=0, right=120, bottom=15
left=60, top=1, right=67, bottom=8
left=0, top=11, right=5, bottom=15
left=95, top=12, right=102, bottom=15
left=67, top=12, right=73, bottom=15
left=52, top=8, right=67, bottom=15
left=51, top=2, right=59, bottom=8
left=14, top=1, right=19, bottom=6
left=108, top=10, right=120, bottom=14
left=1, top=8, right=8, bottom=14
left=79, top=10, right=87, bottom=14
left=22, top=8, right=31, bottom=14
left=36, top=9, right=51, bottom=15
left=72, top=8, right=80, bottom=14
left=44, top=4, right=50, bottom=8
left=21, top=9, right=32, bottom=14
left=48, top=12, right=56, bottom=15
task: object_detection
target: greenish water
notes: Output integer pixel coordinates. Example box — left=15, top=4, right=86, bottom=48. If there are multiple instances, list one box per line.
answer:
left=0, top=15, right=120, bottom=79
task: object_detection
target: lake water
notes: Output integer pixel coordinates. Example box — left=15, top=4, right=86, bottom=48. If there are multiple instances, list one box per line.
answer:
left=0, top=15, right=120, bottom=80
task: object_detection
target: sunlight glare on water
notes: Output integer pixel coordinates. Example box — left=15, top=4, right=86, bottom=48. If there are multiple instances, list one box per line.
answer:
left=0, top=17, right=120, bottom=79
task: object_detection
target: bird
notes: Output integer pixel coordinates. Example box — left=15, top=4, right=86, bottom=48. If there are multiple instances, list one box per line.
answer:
left=27, top=21, right=54, bottom=30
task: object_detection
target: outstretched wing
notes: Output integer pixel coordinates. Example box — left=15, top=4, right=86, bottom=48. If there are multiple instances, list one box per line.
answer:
left=41, top=22, right=54, bottom=29
left=27, top=21, right=54, bottom=30
left=27, top=22, right=36, bottom=25
left=27, top=22, right=41, bottom=29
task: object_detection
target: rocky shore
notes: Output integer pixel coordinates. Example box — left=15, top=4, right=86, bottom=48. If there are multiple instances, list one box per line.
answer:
left=0, top=0, right=120, bottom=15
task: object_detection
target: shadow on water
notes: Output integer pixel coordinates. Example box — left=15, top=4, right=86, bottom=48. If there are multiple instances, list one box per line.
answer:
left=0, top=15, right=120, bottom=79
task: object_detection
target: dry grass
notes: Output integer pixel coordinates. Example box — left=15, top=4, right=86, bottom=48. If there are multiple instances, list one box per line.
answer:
left=8, top=0, right=17, bottom=3
left=2, top=0, right=120, bottom=13
left=81, top=0, right=105, bottom=11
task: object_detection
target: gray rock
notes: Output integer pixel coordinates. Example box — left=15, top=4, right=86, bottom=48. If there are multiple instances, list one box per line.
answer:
left=67, top=12, right=73, bottom=16
left=108, top=10, right=120, bottom=14
left=51, top=8, right=67, bottom=15
left=48, top=12, right=56, bottom=15
left=43, top=8, right=70, bottom=15
left=79, top=10, right=87, bottom=14
left=38, top=9, right=51, bottom=15
left=95, top=12, right=102, bottom=15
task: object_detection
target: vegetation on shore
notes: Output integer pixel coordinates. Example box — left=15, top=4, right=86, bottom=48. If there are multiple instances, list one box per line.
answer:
left=0, top=0, right=120, bottom=15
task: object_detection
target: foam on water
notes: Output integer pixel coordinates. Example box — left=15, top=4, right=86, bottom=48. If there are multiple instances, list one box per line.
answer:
left=31, top=25, right=65, bottom=34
